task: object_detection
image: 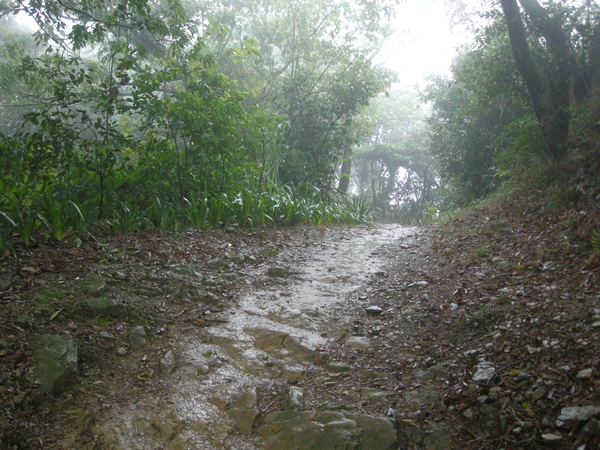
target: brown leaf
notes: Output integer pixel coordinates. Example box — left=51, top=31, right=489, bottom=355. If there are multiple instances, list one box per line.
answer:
left=192, top=318, right=208, bottom=327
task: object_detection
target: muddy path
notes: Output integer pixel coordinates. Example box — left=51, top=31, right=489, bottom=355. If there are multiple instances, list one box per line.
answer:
left=4, top=224, right=421, bottom=449
left=4, top=201, right=600, bottom=449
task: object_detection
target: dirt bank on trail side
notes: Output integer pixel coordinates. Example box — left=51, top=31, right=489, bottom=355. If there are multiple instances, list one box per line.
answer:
left=1, top=195, right=599, bottom=449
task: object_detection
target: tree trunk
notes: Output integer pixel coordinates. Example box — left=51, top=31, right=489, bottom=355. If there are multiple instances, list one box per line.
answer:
left=499, top=0, right=570, bottom=159
left=337, top=146, right=352, bottom=193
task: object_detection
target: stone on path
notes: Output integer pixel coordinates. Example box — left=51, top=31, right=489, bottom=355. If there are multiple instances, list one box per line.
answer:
left=206, top=258, right=228, bottom=270
left=366, top=306, right=383, bottom=315
left=159, top=350, right=176, bottom=375
left=415, top=365, right=448, bottom=382
left=473, top=361, right=495, bottom=384
left=284, top=387, right=304, bottom=410
left=556, top=405, right=600, bottom=428
left=227, top=408, right=259, bottom=434
left=80, top=298, right=126, bottom=317
left=267, top=267, right=288, bottom=278
left=398, top=421, right=452, bottom=450
left=233, top=388, right=257, bottom=409
left=346, top=336, right=370, bottom=349
left=129, top=325, right=147, bottom=347
left=248, top=328, right=316, bottom=362
left=31, top=334, right=78, bottom=393
left=260, top=410, right=397, bottom=450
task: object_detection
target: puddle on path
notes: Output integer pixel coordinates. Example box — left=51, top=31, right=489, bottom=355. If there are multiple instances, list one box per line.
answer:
left=94, top=224, right=419, bottom=449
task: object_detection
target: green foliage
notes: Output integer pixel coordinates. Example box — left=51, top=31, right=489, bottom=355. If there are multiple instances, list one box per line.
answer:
left=424, top=16, right=535, bottom=208
left=0, top=0, right=389, bottom=247
left=0, top=207, right=40, bottom=247
left=592, top=230, right=600, bottom=256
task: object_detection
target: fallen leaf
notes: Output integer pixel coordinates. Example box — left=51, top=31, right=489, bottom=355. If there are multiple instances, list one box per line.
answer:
left=192, top=318, right=208, bottom=327
left=49, top=308, right=64, bottom=322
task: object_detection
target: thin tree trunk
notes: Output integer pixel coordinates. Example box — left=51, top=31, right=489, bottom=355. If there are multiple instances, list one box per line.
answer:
left=338, top=146, right=352, bottom=193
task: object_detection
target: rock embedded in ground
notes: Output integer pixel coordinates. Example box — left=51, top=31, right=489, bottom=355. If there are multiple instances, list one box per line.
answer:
left=129, top=325, right=147, bottom=347
left=15, top=314, right=35, bottom=328
left=576, top=368, right=594, bottom=379
left=233, top=388, right=257, bottom=409
left=472, top=361, right=496, bottom=384
left=31, top=334, right=78, bottom=393
left=398, top=421, right=452, bottom=450
left=206, top=258, right=228, bottom=270
left=227, top=408, right=260, bottom=434
left=556, top=405, right=600, bottom=428
left=77, top=274, right=109, bottom=297
left=316, top=275, right=338, bottom=283
left=346, top=336, right=371, bottom=349
left=80, top=298, right=126, bottom=317
left=159, top=350, right=176, bottom=375
left=366, top=306, right=383, bottom=315
left=267, top=267, right=288, bottom=278
left=259, top=410, right=397, bottom=450
left=249, top=328, right=316, bottom=362
left=284, top=386, right=304, bottom=410
left=415, top=365, right=448, bottom=382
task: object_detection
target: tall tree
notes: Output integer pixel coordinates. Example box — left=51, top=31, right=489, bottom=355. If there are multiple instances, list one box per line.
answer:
left=194, top=0, right=396, bottom=193
left=497, top=0, right=600, bottom=160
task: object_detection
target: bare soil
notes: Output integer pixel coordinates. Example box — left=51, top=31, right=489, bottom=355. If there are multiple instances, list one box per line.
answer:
left=1, top=191, right=599, bottom=449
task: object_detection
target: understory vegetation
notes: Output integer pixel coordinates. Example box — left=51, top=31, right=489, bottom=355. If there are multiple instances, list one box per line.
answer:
left=1, top=0, right=599, bottom=247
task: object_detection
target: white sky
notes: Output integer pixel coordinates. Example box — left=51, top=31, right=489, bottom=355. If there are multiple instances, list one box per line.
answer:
left=379, top=0, right=471, bottom=86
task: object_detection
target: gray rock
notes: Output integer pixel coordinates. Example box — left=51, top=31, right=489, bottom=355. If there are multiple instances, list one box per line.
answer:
left=249, top=328, right=315, bottom=362
left=77, top=274, right=109, bottom=297
left=423, top=423, right=453, bottom=449
left=227, top=408, right=259, bottom=434
left=234, top=388, right=257, bottom=409
left=346, top=336, right=370, bottom=349
left=556, top=405, right=600, bottom=428
left=278, top=364, right=305, bottom=382
left=283, top=334, right=316, bottom=362
left=473, top=361, right=496, bottom=384
left=327, top=362, right=352, bottom=373
left=541, top=433, right=563, bottom=442
left=197, top=364, right=211, bottom=376
left=284, top=386, right=304, bottom=410
left=260, top=411, right=397, bottom=450
left=415, top=365, right=448, bottom=382
left=98, top=331, right=116, bottom=340
left=80, top=298, right=126, bottom=317
left=129, top=325, right=147, bottom=347
left=159, top=350, right=176, bottom=374
left=366, top=306, right=383, bottom=315
left=316, top=275, right=338, bottom=283
left=267, top=267, right=288, bottom=278
left=404, top=388, right=441, bottom=408
left=577, top=368, right=594, bottom=379
left=31, top=335, right=78, bottom=393
left=206, top=258, right=228, bottom=270
left=398, top=421, right=452, bottom=449
left=583, top=418, right=600, bottom=434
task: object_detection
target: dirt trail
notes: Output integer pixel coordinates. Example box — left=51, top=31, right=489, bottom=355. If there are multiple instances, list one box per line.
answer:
left=29, top=224, right=421, bottom=449
left=4, top=207, right=599, bottom=449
